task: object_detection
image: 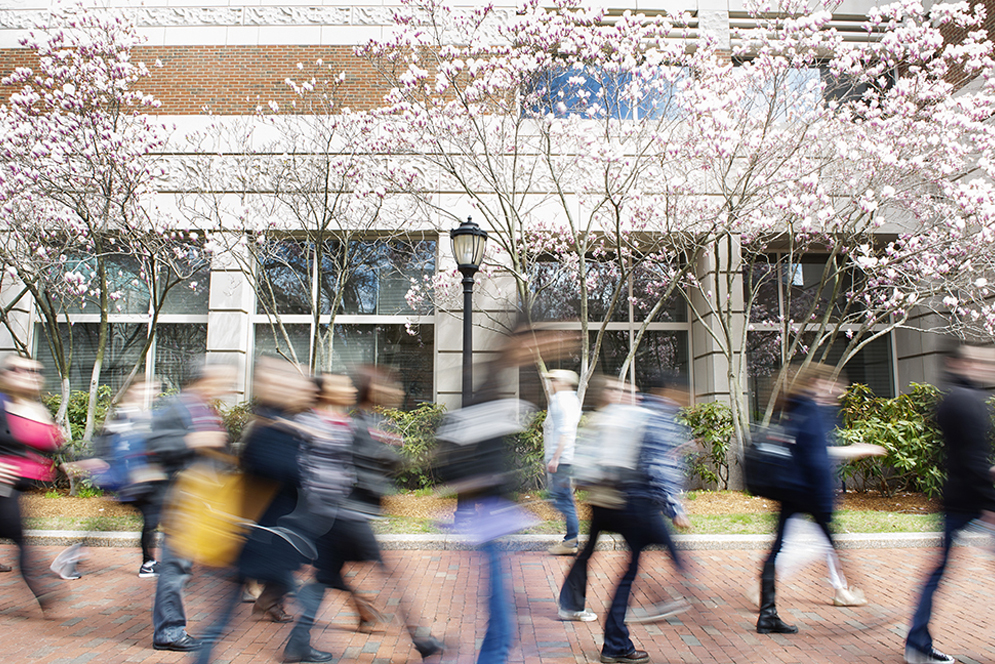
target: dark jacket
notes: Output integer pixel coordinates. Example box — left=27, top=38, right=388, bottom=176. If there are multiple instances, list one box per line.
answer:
left=936, top=374, right=995, bottom=515
left=147, top=392, right=223, bottom=481
left=237, top=405, right=309, bottom=581
left=785, top=394, right=835, bottom=516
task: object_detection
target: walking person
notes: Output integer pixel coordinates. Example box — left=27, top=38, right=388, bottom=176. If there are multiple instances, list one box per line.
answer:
left=58, top=375, right=166, bottom=580
left=148, top=362, right=235, bottom=652
left=0, top=354, right=63, bottom=613
left=558, top=374, right=688, bottom=664
left=193, top=357, right=320, bottom=664
left=543, top=369, right=582, bottom=556
left=283, top=372, right=443, bottom=662
left=904, top=344, right=995, bottom=664
left=754, top=363, right=881, bottom=635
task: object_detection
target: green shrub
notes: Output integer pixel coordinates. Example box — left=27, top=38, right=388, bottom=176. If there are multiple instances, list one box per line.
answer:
left=381, top=402, right=447, bottom=490
left=42, top=386, right=113, bottom=491
left=508, top=410, right=546, bottom=492
left=679, top=401, right=734, bottom=490
left=381, top=403, right=547, bottom=492
left=216, top=399, right=255, bottom=444
left=837, top=383, right=945, bottom=498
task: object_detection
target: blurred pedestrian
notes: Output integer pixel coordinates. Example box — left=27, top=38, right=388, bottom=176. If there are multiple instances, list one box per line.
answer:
left=336, top=366, right=402, bottom=630
left=238, top=356, right=317, bottom=626
left=542, top=369, right=581, bottom=556
left=148, top=362, right=235, bottom=652
left=58, top=375, right=166, bottom=580
left=435, top=326, right=564, bottom=664
left=904, top=345, right=995, bottom=664
left=193, top=357, right=319, bottom=664
left=0, top=354, right=63, bottom=613
left=625, top=371, right=693, bottom=624
left=559, top=374, right=686, bottom=664
left=279, top=372, right=356, bottom=663
left=755, top=363, right=881, bottom=636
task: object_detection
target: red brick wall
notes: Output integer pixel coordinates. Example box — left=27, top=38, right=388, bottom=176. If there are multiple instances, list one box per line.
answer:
left=0, top=45, right=391, bottom=114
left=939, top=0, right=995, bottom=90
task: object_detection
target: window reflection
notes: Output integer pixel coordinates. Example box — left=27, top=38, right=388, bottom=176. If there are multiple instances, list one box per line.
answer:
left=35, top=322, right=147, bottom=393
left=257, top=238, right=436, bottom=316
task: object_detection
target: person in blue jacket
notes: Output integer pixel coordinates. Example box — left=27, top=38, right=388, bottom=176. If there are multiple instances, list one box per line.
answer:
left=756, top=362, right=849, bottom=635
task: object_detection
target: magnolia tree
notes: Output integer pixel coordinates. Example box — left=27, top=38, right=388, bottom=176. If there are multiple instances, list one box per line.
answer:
left=177, top=61, right=428, bottom=374
left=0, top=6, right=208, bottom=439
left=360, top=0, right=724, bottom=402
left=362, top=0, right=995, bottom=480
left=665, top=0, right=995, bottom=467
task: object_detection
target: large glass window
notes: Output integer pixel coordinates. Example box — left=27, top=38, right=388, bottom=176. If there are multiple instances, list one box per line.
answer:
left=254, top=323, right=312, bottom=367
left=35, top=323, right=147, bottom=394
left=154, top=323, right=208, bottom=392
left=519, top=330, right=689, bottom=409
left=527, top=260, right=626, bottom=322
left=256, top=240, right=313, bottom=316
left=747, top=331, right=895, bottom=419
left=253, top=237, right=437, bottom=404
left=341, top=240, right=436, bottom=316
left=35, top=321, right=210, bottom=396
left=257, top=239, right=437, bottom=317
left=321, top=324, right=434, bottom=408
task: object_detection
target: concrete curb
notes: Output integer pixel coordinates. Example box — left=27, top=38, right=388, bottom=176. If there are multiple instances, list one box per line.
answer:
left=16, top=529, right=988, bottom=551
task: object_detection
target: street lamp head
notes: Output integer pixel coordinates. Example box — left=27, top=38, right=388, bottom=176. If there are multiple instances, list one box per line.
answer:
left=450, top=216, right=488, bottom=275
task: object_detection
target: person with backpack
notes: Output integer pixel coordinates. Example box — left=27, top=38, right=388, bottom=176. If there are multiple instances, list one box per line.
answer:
left=94, top=376, right=165, bottom=576
left=57, top=375, right=166, bottom=581
left=904, top=345, right=995, bottom=664
left=558, top=374, right=688, bottom=664
left=754, top=363, right=881, bottom=636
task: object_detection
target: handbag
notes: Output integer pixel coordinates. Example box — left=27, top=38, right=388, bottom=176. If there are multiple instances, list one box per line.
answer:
left=744, top=418, right=807, bottom=503
left=162, top=455, right=278, bottom=567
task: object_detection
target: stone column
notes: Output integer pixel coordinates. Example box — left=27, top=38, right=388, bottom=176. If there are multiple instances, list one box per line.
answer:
left=205, top=235, right=254, bottom=402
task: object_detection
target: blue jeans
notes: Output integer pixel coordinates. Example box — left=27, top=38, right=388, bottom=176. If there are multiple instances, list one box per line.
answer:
left=477, top=539, right=512, bottom=664
left=193, top=571, right=243, bottom=664
left=906, top=511, right=978, bottom=654
left=152, top=542, right=194, bottom=644
left=547, top=465, right=579, bottom=542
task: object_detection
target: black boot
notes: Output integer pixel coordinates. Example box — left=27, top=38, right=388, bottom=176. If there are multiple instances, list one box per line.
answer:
left=283, top=638, right=334, bottom=663
left=412, top=635, right=444, bottom=659
left=756, top=568, right=798, bottom=634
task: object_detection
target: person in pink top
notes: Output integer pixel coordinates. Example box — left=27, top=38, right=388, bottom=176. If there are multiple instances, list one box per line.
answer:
left=0, top=354, right=63, bottom=613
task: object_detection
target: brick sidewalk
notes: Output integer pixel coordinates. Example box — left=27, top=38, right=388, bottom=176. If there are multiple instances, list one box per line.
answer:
left=0, top=543, right=992, bottom=664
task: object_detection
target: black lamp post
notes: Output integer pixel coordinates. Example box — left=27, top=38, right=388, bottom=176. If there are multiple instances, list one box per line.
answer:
left=450, top=216, right=488, bottom=406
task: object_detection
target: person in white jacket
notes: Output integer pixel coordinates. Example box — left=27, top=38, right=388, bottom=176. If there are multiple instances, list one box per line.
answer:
left=543, top=370, right=582, bottom=555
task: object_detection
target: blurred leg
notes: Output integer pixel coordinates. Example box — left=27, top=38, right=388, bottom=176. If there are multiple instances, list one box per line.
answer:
left=559, top=505, right=607, bottom=612
left=477, top=540, right=511, bottom=664
left=548, top=468, right=579, bottom=542
left=152, top=542, right=194, bottom=644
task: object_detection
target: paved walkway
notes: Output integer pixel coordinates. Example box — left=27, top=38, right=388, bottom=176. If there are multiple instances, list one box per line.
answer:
left=0, top=542, right=992, bottom=664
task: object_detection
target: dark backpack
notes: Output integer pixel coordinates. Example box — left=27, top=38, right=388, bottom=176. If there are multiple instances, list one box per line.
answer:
left=744, top=418, right=807, bottom=503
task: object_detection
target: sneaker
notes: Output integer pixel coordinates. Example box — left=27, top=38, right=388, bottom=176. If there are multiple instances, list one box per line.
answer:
left=833, top=586, right=867, bottom=607
left=53, top=563, right=81, bottom=580
left=600, top=649, right=650, bottom=663
left=138, top=560, right=159, bottom=578
left=558, top=607, right=597, bottom=622
left=904, top=645, right=955, bottom=664
left=548, top=538, right=579, bottom=555
left=625, top=598, right=691, bottom=624
left=50, top=544, right=83, bottom=580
